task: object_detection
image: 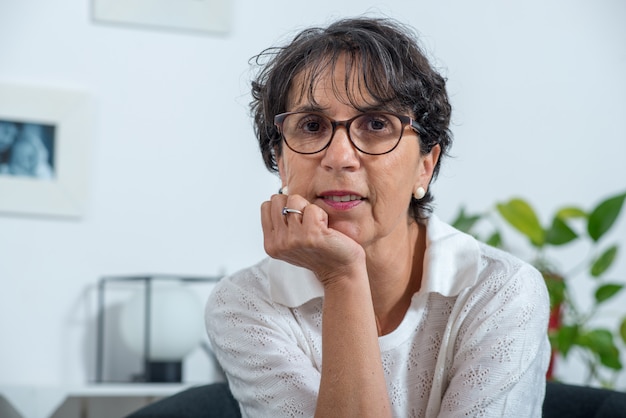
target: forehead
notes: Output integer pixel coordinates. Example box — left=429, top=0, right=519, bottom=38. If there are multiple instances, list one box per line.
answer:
left=286, top=53, right=390, bottom=112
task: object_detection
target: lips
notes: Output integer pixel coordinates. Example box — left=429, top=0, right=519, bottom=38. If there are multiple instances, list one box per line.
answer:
left=318, top=191, right=365, bottom=210
left=325, top=194, right=363, bottom=202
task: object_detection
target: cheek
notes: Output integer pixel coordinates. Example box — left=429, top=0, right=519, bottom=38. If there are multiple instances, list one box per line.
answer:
left=278, top=155, right=293, bottom=182
left=368, top=163, right=412, bottom=209
left=277, top=154, right=292, bottom=183
left=278, top=154, right=316, bottom=188
left=378, top=154, right=420, bottom=190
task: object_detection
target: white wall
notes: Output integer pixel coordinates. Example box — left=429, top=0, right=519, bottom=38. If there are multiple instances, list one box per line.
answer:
left=1, top=0, right=625, bottom=389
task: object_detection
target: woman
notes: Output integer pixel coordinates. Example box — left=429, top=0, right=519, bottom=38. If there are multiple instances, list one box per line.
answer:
left=0, top=121, right=18, bottom=174
left=206, top=17, right=550, bottom=418
left=9, top=123, right=53, bottom=179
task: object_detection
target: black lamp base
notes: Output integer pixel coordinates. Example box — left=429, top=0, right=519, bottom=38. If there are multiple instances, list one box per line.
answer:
left=145, top=361, right=182, bottom=382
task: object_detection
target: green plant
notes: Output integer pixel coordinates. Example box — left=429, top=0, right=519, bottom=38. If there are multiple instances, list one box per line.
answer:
left=452, top=190, right=626, bottom=388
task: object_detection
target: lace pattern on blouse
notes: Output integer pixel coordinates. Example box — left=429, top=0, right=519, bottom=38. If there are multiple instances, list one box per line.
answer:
left=206, top=238, right=550, bottom=418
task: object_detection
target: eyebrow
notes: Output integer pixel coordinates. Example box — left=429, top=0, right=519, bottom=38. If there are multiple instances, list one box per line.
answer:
left=288, top=104, right=326, bottom=113
left=287, top=103, right=393, bottom=114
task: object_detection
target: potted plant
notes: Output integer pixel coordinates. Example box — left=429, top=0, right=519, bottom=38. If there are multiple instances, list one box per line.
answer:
left=451, top=191, right=626, bottom=388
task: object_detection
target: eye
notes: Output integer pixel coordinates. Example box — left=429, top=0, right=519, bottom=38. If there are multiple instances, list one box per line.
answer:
left=295, top=114, right=328, bottom=135
left=303, top=121, right=320, bottom=133
left=369, top=117, right=387, bottom=131
left=357, top=113, right=394, bottom=134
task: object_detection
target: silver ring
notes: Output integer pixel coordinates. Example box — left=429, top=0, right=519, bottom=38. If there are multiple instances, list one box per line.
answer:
left=282, top=207, right=303, bottom=216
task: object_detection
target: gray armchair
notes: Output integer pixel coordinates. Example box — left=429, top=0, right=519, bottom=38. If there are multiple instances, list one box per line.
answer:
left=126, top=381, right=626, bottom=417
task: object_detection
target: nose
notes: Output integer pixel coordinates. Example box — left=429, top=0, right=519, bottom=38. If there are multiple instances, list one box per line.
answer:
left=320, top=124, right=360, bottom=171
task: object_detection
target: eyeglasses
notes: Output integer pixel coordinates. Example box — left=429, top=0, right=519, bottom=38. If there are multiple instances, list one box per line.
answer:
left=274, top=111, right=424, bottom=155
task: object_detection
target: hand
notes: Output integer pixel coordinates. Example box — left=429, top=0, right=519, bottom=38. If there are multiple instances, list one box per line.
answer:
left=261, top=193, right=366, bottom=286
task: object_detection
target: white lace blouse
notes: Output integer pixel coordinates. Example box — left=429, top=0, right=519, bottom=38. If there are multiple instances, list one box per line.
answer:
left=205, top=215, right=551, bottom=417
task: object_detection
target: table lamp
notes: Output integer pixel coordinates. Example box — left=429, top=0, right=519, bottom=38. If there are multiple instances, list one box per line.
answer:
left=118, top=279, right=203, bottom=382
left=95, top=275, right=220, bottom=383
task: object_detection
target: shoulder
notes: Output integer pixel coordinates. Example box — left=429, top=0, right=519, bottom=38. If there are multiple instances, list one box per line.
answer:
left=205, top=258, right=295, bottom=347
left=206, top=258, right=273, bottom=314
left=425, top=213, right=548, bottom=316
left=462, top=242, right=550, bottom=328
left=205, top=258, right=284, bottom=340
left=475, top=242, right=546, bottom=296
left=422, top=215, right=544, bottom=301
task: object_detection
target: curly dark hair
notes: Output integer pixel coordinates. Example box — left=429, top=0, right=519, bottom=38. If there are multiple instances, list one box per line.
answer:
left=250, top=17, right=452, bottom=220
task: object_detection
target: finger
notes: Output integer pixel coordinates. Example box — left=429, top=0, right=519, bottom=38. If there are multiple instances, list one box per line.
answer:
left=261, top=200, right=274, bottom=234
left=272, top=195, right=306, bottom=228
left=283, top=194, right=309, bottom=218
left=268, top=193, right=291, bottom=227
left=284, top=196, right=329, bottom=230
left=262, top=196, right=290, bottom=256
left=261, top=200, right=278, bottom=256
left=281, top=206, right=304, bottom=225
left=281, top=207, right=303, bottom=216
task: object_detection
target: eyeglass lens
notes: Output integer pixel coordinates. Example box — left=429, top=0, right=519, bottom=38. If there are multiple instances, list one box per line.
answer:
left=280, top=112, right=406, bottom=155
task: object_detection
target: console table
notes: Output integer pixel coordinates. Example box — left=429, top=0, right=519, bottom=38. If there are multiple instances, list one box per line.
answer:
left=0, top=383, right=198, bottom=418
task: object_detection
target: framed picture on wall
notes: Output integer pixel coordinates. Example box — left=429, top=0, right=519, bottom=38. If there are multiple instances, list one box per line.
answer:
left=92, top=0, right=232, bottom=34
left=0, top=83, right=91, bottom=218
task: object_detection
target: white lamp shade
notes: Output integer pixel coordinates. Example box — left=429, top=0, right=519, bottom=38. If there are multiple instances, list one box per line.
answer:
left=119, top=281, right=204, bottom=361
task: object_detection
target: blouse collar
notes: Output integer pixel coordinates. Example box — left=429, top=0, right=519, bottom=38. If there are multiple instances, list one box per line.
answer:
left=263, top=214, right=481, bottom=308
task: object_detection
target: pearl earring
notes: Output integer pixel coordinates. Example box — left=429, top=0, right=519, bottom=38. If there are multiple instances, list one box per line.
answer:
left=413, top=186, right=426, bottom=200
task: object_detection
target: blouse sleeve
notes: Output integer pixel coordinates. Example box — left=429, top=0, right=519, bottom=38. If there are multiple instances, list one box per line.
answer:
left=205, top=268, right=320, bottom=418
left=439, top=260, right=551, bottom=417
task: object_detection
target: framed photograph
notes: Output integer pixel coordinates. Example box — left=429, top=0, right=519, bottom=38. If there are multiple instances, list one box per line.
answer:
left=93, top=0, right=232, bottom=34
left=0, top=83, right=91, bottom=218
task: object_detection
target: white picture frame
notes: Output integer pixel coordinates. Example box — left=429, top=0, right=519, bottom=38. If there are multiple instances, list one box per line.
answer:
left=93, top=0, right=232, bottom=34
left=0, top=83, right=91, bottom=218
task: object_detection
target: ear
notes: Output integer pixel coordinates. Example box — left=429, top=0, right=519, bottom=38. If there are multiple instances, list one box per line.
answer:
left=415, top=144, right=441, bottom=189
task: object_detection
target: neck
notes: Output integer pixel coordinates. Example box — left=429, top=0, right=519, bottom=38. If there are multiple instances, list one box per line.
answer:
left=366, top=220, right=426, bottom=336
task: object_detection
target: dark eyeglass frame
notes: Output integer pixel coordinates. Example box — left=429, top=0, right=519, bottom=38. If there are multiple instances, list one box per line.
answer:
left=274, top=111, right=425, bottom=156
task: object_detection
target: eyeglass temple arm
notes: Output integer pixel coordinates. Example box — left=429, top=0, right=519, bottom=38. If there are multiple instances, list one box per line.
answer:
left=409, top=119, right=427, bottom=136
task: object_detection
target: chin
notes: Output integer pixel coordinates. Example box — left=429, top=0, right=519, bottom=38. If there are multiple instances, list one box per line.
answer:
left=329, top=220, right=365, bottom=245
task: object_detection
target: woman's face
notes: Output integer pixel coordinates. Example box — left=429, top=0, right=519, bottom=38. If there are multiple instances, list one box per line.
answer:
left=277, top=56, right=440, bottom=248
left=10, top=138, right=38, bottom=175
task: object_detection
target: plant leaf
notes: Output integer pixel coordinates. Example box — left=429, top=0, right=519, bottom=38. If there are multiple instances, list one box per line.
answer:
left=554, top=325, right=578, bottom=356
left=577, top=329, right=622, bottom=370
left=543, top=272, right=566, bottom=311
left=587, top=192, right=626, bottom=242
left=599, top=348, right=622, bottom=370
left=496, top=198, right=545, bottom=247
left=594, top=283, right=624, bottom=304
left=451, top=207, right=481, bottom=234
left=546, top=216, right=578, bottom=246
left=485, top=231, right=502, bottom=248
left=620, top=317, right=626, bottom=345
left=556, top=206, right=587, bottom=220
left=590, top=245, right=618, bottom=277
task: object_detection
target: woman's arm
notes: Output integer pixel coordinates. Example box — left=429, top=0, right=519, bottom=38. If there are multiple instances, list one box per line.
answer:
left=315, top=266, right=392, bottom=418
left=261, top=194, right=392, bottom=417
